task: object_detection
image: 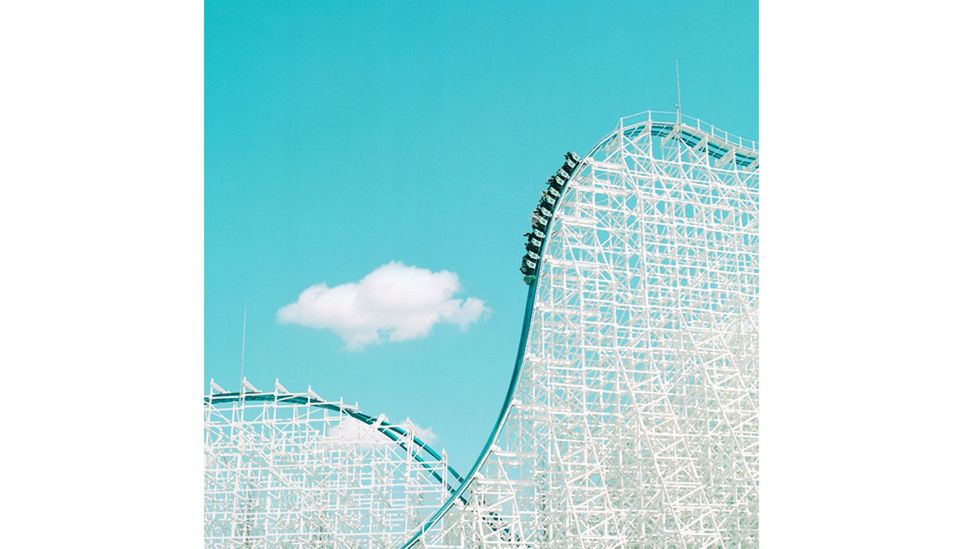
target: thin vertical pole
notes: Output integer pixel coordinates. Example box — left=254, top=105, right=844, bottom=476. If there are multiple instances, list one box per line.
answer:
left=239, top=308, right=247, bottom=392
left=675, top=59, right=682, bottom=125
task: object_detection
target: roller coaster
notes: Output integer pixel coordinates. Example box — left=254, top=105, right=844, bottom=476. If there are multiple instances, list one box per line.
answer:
left=205, top=109, right=759, bottom=548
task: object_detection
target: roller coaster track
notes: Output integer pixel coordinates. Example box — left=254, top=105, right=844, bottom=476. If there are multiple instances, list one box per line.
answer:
left=205, top=381, right=467, bottom=503
left=401, top=112, right=758, bottom=547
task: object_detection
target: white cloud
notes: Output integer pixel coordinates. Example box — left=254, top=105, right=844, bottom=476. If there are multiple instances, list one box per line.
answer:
left=328, top=416, right=388, bottom=445
left=401, top=419, right=437, bottom=443
left=277, top=261, right=488, bottom=350
left=327, top=416, right=438, bottom=446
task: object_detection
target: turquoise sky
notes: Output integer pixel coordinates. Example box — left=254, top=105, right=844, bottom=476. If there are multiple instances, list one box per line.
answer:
left=206, top=0, right=757, bottom=469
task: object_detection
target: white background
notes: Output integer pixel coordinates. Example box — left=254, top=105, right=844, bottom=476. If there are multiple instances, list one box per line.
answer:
left=1, top=2, right=973, bottom=546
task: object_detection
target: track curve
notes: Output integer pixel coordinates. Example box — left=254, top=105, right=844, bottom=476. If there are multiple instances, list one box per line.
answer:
left=205, top=381, right=466, bottom=501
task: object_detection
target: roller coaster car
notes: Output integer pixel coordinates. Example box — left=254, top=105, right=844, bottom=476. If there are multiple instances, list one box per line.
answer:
left=531, top=216, right=549, bottom=229
left=524, top=229, right=545, bottom=240
left=565, top=151, right=580, bottom=164
left=540, top=193, right=556, bottom=206
left=546, top=186, right=561, bottom=199
left=526, top=236, right=542, bottom=248
left=548, top=177, right=565, bottom=192
left=526, top=250, right=540, bottom=261
left=519, top=264, right=534, bottom=276
left=525, top=241, right=541, bottom=254
left=522, top=256, right=537, bottom=269
left=562, top=154, right=580, bottom=171
left=556, top=168, right=570, bottom=180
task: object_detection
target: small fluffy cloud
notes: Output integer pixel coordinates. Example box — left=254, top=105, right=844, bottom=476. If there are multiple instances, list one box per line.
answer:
left=401, top=419, right=437, bottom=443
left=328, top=416, right=438, bottom=446
left=277, top=261, right=488, bottom=350
left=328, top=417, right=388, bottom=445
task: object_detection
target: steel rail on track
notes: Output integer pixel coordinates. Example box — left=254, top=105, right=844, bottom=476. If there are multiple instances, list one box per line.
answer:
left=205, top=389, right=468, bottom=503
left=400, top=114, right=758, bottom=548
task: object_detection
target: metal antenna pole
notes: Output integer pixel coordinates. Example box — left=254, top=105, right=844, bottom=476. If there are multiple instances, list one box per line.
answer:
left=675, top=59, right=682, bottom=125
left=239, top=308, right=247, bottom=391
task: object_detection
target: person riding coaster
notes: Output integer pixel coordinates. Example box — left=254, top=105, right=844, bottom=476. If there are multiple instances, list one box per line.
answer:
left=564, top=150, right=580, bottom=167
left=548, top=176, right=565, bottom=192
